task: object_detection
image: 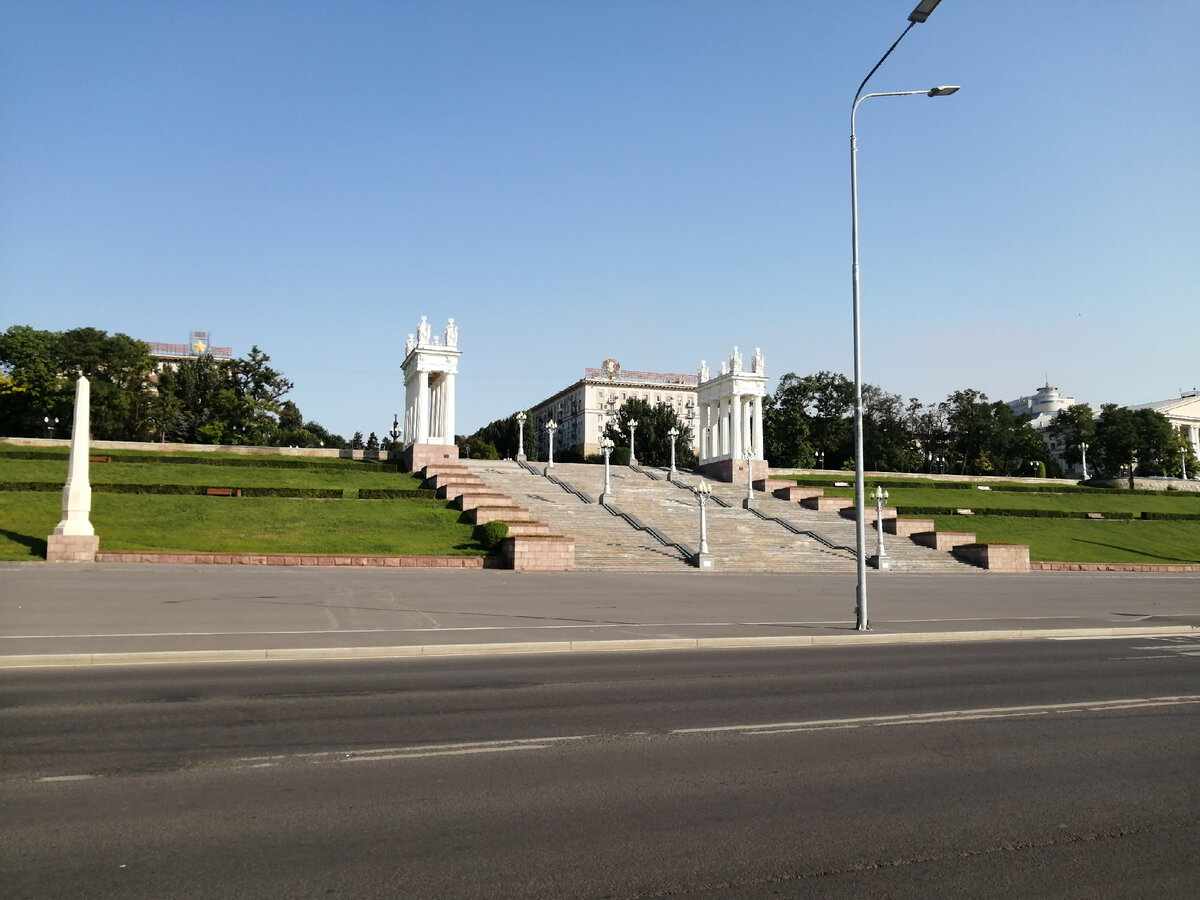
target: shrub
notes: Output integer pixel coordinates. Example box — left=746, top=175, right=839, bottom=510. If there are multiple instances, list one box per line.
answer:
left=472, top=520, right=509, bottom=551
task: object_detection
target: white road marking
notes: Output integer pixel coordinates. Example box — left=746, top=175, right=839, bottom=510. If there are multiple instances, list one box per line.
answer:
left=223, top=696, right=1200, bottom=771
left=672, top=696, right=1200, bottom=737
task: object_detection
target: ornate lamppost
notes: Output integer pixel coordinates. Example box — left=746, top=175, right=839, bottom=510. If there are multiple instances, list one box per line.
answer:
left=694, top=478, right=713, bottom=569
left=1079, top=441, right=1089, bottom=480
left=870, top=485, right=891, bottom=571
left=389, top=414, right=401, bottom=449
left=516, top=411, right=527, bottom=461
left=1182, top=447, right=1188, bottom=480
left=816, top=449, right=825, bottom=470
left=545, top=419, right=558, bottom=470
left=628, top=419, right=638, bottom=466
left=44, top=416, right=59, bottom=439
left=667, top=426, right=679, bottom=479
left=599, top=435, right=614, bottom=504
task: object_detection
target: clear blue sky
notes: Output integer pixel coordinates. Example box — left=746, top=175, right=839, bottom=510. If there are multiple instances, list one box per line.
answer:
left=3, top=1, right=1196, bottom=439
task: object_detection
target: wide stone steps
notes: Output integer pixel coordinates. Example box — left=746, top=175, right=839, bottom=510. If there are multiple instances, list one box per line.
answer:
left=461, top=460, right=691, bottom=570
left=460, top=459, right=977, bottom=573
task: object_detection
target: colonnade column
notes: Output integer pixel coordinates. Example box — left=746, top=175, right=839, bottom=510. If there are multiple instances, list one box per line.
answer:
left=730, top=394, right=743, bottom=458
left=416, top=370, right=430, bottom=443
left=752, top=395, right=764, bottom=459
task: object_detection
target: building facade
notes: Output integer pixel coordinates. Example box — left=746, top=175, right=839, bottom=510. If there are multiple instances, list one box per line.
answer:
left=527, top=358, right=699, bottom=460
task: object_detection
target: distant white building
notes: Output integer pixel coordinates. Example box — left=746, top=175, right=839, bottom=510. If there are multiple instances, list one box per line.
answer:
left=527, top=359, right=699, bottom=460
left=1129, top=390, right=1200, bottom=462
left=1007, top=383, right=1083, bottom=473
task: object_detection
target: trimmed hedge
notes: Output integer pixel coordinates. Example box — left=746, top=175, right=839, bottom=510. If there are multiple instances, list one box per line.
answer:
left=0, top=449, right=399, bottom=471
left=358, top=489, right=439, bottom=500
left=472, top=520, right=509, bottom=551
left=0, top=482, right=343, bottom=499
left=901, top=506, right=1138, bottom=520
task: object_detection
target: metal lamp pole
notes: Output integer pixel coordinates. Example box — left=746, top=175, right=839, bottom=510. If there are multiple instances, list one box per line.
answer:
left=743, top=445, right=756, bottom=509
left=850, top=0, right=955, bottom=631
left=628, top=419, right=638, bottom=466
left=516, top=411, right=527, bottom=461
left=1079, top=441, right=1089, bottom=480
left=668, top=426, right=679, bottom=479
left=546, top=419, right=557, bottom=470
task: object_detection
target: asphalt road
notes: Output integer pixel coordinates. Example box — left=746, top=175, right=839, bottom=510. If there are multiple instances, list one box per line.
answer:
left=4, top=637, right=1199, bottom=898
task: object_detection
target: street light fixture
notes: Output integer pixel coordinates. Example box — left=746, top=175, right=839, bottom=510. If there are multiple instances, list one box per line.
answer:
left=1079, top=441, right=1089, bottom=480
left=599, top=435, right=614, bottom=503
left=516, top=411, right=527, bottom=461
left=870, top=485, right=891, bottom=571
left=628, top=419, right=639, bottom=466
left=389, top=414, right=401, bottom=447
left=667, top=426, right=679, bottom=479
left=694, top=478, right=713, bottom=568
left=546, top=419, right=558, bottom=470
left=850, top=0, right=955, bottom=632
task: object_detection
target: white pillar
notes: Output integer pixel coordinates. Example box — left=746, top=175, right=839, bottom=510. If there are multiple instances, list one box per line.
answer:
left=417, top=370, right=430, bottom=443
left=730, top=395, right=742, bottom=460
left=53, top=376, right=94, bottom=537
left=442, top=370, right=456, bottom=445
left=752, top=395, right=764, bottom=460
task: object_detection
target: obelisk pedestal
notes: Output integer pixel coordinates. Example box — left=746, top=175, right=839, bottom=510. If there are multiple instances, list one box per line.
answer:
left=46, top=376, right=100, bottom=562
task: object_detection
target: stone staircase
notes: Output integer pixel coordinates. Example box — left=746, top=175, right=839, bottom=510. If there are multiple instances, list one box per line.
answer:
left=459, top=459, right=692, bottom=570
left=461, top=459, right=977, bottom=573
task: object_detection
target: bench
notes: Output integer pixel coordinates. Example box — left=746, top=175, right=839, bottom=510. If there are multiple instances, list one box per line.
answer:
left=88, top=455, right=112, bottom=463
left=204, top=488, right=242, bottom=497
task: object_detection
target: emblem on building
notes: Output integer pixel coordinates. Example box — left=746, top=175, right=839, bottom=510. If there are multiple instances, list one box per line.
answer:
left=601, top=358, right=621, bottom=379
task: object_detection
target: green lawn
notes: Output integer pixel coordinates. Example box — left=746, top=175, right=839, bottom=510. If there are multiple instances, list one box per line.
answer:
left=0, top=450, right=483, bottom=561
left=929, top=515, right=1200, bottom=564
left=0, top=457, right=425, bottom=493
left=0, top=493, right=484, bottom=560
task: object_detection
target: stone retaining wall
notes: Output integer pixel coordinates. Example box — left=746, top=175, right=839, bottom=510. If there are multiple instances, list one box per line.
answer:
left=500, top=535, right=575, bottom=571
left=94, top=551, right=495, bottom=568
left=1030, top=561, right=1200, bottom=573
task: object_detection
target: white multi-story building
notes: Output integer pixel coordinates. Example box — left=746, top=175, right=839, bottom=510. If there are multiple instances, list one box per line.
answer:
left=1130, top=390, right=1200, bottom=464
left=527, top=359, right=699, bottom=459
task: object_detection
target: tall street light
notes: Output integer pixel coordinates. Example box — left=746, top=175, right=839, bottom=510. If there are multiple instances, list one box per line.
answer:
left=628, top=419, right=639, bottom=466
left=667, top=426, right=679, bottom=479
left=850, top=0, right=955, bottom=632
left=515, top=411, right=527, bottom=461
left=545, top=419, right=557, bottom=470
left=599, top=435, right=614, bottom=503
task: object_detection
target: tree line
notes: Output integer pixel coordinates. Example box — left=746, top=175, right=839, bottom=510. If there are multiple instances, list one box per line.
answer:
left=764, top=371, right=1194, bottom=479
left=462, top=370, right=1194, bottom=480
left=0, top=325, right=347, bottom=448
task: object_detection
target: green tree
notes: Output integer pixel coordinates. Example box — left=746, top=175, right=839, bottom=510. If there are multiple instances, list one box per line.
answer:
left=763, top=373, right=813, bottom=467
left=1046, top=404, right=1096, bottom=469
left=1092, top=405, right=1180, bottom=477
left=603, top=398, right=696, bottom=469
left=0, top=325, right=64, bottom=436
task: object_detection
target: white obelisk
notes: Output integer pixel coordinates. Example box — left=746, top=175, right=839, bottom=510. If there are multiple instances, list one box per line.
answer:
left=46, top=376, right=99, bottom=561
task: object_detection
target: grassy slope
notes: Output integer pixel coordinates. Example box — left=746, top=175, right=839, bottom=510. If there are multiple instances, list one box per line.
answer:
left=0, top=454, right=483, bottom=561
left=778, top=475, right=1200, bottom=564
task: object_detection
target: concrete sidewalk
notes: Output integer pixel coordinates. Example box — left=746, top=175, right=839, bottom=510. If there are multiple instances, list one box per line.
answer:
left=2, top=563, right=1198, bottom=667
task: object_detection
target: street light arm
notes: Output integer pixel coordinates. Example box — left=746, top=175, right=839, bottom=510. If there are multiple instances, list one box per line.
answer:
left=853, top=20, right=916, bottom=106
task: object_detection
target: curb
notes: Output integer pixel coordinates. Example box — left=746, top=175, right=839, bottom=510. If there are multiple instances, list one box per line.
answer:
left=1, top=626, right=1195, bottom=668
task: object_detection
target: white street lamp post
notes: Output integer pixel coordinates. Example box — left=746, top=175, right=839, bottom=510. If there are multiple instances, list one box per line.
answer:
left=1079, top=441, right=1089, bottom=480
left=545, top=419, right=557, bottom=470
left=1182, top=447, right=1188, bottom=480
left=694, top=478, right=713, bottom=568
left=870, top=484, right=891, bottom=571
left=849, top=0, right=955, bottom=631
left=516, top=411, right=527, bottom=461
left=599, top=435, right=614, bottom=503
left=628, top=419, right=638, bottom=466
left=667, top=426, right=679, bottom=479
